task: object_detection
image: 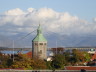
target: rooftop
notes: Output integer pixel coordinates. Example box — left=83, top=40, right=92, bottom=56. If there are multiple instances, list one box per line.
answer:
left=32, top=24, right=47, bottom=42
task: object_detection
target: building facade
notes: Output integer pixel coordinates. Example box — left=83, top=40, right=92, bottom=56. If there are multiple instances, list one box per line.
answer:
left=32, top=24, right=47, bottom=60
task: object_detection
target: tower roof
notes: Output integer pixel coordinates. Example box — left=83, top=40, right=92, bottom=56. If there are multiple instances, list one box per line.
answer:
left=32, top=24, right=47, bottom=42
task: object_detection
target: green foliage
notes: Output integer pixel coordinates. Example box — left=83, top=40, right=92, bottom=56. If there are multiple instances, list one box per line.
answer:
left=7, top=59, right=13, bottom=67
left=46, top=61, right=52, bottom=69
left=64, top=52, right=70, bottom=62
left=0, top=50, right=92, bottom=69
left=0, top=53, right=11, bottom=68
left=11, top=54, right=47, bottom=70
left=55, top=49, right=91, bottom=66
left=83, top=51, right=91, bottom=62
left=32, top=57, right=47, bottom=69
left=69, top=49, right=92, bottom=66
left=0, top=52, right=47, bottom=69
left=72, top=49, right=85, bottom=62
left=11, top=59, right=33, bottom=69
left=51, top=54, right=66, bottom=69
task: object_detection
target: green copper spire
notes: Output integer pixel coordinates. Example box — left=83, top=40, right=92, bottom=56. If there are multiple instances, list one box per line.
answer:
left=37, top=24, right=42, bottom=34
left=33, top=24, right=47, bottom=42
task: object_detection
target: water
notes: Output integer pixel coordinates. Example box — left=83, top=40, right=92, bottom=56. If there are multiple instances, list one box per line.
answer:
left=1, top=51, right=29, bottom=54
left=0, top=50, right=53, bottom=57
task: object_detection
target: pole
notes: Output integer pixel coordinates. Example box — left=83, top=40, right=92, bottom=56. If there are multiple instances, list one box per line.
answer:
left=13, top=40, right=14, bottom=62
left=56, top=40, right=57, bottom=54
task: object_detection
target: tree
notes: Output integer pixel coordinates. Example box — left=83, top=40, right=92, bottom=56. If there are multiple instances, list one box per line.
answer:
left=11, top=59, right=33, bottom=69
left=51, top=54, right=66, bottom=69
left=0, top=53, right=10, bottom=68
left=11, top=54, right=47, bottom=70
left=71, top=49, right=86, bottom=65
left=46, top=61, right=53, bottom=69
left=32, top=58, right=47, bottom=69
left=63, top=51, right=72, bottom=66
left=83, top=51, right=91, bottom=62
left=11, top=54, right=33, bottom=69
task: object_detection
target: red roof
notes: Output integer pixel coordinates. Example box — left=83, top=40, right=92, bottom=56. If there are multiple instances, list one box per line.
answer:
left=65, top=66, right=96, bottom=70
left=91, top=53, right=96, bottom=61
left=26, top=51, right=32, bottom=58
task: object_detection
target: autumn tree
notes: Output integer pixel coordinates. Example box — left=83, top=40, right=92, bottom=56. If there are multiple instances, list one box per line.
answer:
left=83, top=51, right=91, bottom=62
left=63, top=51, right=72, bottom=66
left=0, top=53, right=11, bottom=68
left=32, top=57, right=47, bottom=69
left=51, top=54, right=66, bottom=69
left=10, top=54, right=32, bottom=69
left=11, top=54, right=47, bottom=70
left=46, top=61, right=53, bottom=69
left=70, top=49, right=86, bottom=65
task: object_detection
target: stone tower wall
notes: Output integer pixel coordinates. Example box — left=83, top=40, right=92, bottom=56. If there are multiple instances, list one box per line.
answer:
left=32, top=41, right=47, bottom=59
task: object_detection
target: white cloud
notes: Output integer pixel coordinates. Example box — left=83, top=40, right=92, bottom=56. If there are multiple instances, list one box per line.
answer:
left=59, top=12, right=78, bottom=22
left=37, top=8, right=58, bottom=19
left=27, top=8, right=35, bottom=12
left=0, top=8, right=96, bottom=36
left=4, top=8, right=25, bottom=15
left=93, top=18, right=96, bottom=22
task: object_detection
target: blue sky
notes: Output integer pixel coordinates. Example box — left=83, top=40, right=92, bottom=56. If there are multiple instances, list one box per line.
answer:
left=0, top=0, right=96, bottom=21
left=0, top=0, right=96, bottom=37
left=0, top=0, right=96, bottom=47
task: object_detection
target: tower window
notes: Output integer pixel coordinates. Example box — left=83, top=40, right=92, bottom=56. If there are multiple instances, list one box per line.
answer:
left=35, top=43, right=38, bottom=45
left=40, top=50, right=42, bottom=54
left=38, top=50, right=42, bottom=54
left=40, top=43, right=43, bottom=45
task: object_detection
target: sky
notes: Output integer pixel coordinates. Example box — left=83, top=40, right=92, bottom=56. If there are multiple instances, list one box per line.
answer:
left=0, top=0, right=96, bottom=21
left=0, top=0, right=96, bottom=47
left=0, top=1, right=95, bottom=37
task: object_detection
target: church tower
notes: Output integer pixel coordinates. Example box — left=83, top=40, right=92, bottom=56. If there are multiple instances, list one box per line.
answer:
left=32, top=24, right=47, bottom=59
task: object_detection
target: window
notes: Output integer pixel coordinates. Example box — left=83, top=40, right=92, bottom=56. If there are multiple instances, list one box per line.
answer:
left=40, top=43, right=43, bottom=45
left=39, top=50, right=42, bottom=54
left=35, top=43, right=38, bottom=45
